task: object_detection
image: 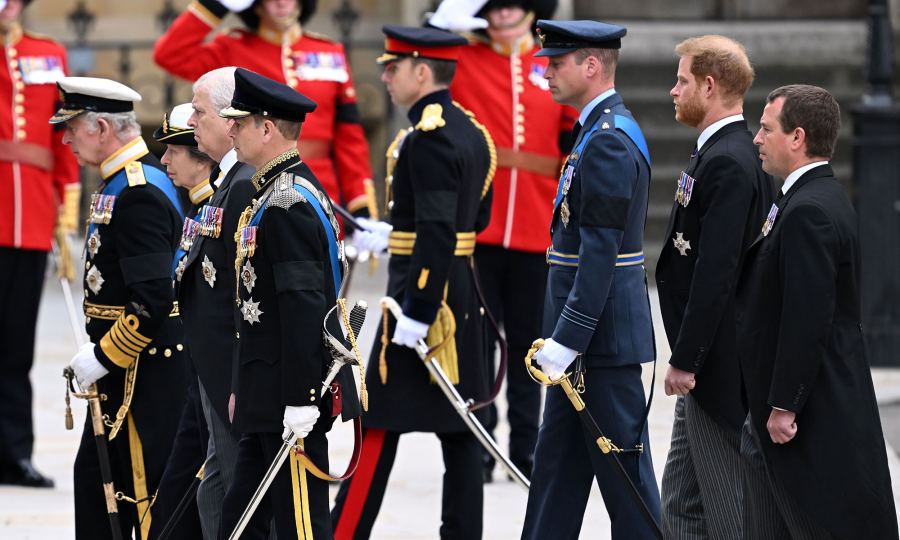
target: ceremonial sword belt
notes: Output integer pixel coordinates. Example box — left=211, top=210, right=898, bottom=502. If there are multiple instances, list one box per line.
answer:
left=83, top=300, right=181, bottom=320
left=545, top=248, right=644, bottom=267
left=388, top=231, right=476, bottom=256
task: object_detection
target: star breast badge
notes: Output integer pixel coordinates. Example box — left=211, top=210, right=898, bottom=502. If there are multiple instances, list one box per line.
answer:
left=673, top=232, right=691, bottom=256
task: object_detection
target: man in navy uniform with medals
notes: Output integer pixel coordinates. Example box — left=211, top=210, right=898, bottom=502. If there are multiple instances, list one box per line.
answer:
left=522, top=21, right=660, bottom=539
left=55, top=77, right=189, bottom=540
left=331, top=26, right=494, bottom=540
left=656, top=36, right=776, bottom=538
left=217, top=67, right=358, bottom=540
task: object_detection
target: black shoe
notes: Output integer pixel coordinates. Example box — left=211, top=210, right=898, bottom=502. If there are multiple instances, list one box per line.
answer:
left=0, top=459, right=54, bottom=488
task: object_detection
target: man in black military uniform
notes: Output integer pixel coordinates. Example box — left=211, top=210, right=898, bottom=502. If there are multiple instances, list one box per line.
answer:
left=522, top=20, right=660, bottom=540
left=331, top=25, right=494, bottom=540
left=56, top=76, right=189, bottom=540
left=216, top=67, right=358, bottom=540
left=655, top=35, right=775, bottom=539
left=738, top=84, right=898, bottom=540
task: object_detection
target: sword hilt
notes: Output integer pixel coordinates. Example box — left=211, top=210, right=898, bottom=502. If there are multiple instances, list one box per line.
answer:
left=347, top=300, right=367, bottom=340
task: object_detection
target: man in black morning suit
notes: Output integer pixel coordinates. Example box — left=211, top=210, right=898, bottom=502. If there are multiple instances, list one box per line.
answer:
left=655, top=36, right=775, bottom=539
left=330, top=25, right=494, bottom=540
left=217, top=67, right=358, bottom=540
left=522, top=20, right=660, bottom=540
left=738, top=84, right=898, bottom=539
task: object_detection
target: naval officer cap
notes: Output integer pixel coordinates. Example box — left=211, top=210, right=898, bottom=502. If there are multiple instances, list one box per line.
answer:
left=49, top=76, right=142, bottom=124
left=153, top=103, right=197, bottom=146
left=377, top=25, right=468, bottom=64
left=219, top=68, right=317, bottom=123
left=534, top=20, right=626, bottom=57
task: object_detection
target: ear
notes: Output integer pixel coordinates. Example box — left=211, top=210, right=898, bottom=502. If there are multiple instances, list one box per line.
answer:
left=703, top=75, right=715, bottom=98
left=414, top=61, right=428, bottom=83
left=791, top=127, right=806, bottom=152
left=261, top=118, right=275, bottom=142
left=96, top=117, right=110, bottom=140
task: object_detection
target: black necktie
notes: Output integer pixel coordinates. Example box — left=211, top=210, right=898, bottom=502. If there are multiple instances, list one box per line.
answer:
left=571, top=121, right=582, bottom=142
left=209, top=165, right=221, bottom=192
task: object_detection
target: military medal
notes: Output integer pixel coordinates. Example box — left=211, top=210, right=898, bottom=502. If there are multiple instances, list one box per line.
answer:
left=175, top=257, right=186, bottom=282
left=86, top=230, right=101, bottom=258
left=761, top=203, right=779, bottom=237
left=239, top=226, right=258, bottom=259
left=240, top=297, right=263, bottom=325
left=180, top=218, right=201, bottom=251
left=89, top=193, right=116, bottom=224
left=241, top=260, right=257, bottom=293
left=559, top=164, right=574, bottom=228
left=198, top=205, right=223, bottom=238
left=201, top=255, right=217, bottom=288
left=673, top=232, right=692, bottom=256
left=560, top=199, right=571, bottom=227
left=676, top=172, right=696, bottom=207
left=86, top=265, right=104, bottom=295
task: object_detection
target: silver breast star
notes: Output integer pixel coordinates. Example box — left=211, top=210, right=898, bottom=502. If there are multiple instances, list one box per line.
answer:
left=86, top=265, right=104, bottom=294
left=673, top=232, right=692, bottom=256
left=241, top=297, right=263, bottom=325
left=241, top=260, right=257, bottom=293
left=87, top=230, right=102, bottom=258
left=202, top=255, right=217, bottom=288
left=175, top=257, right=186, bottom=282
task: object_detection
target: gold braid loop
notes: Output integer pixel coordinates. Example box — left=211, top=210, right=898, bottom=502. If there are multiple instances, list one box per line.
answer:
left=337, top=298, right=368, bottom=412
left=453, top=101, right=497, bottom=200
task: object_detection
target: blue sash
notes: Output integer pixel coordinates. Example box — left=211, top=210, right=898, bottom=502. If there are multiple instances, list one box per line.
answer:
left=249, top=184, right=342, bottom=298
left=614, top=114, right=651, bottom=167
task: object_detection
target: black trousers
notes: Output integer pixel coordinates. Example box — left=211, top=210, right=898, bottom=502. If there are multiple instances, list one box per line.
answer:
left=219, top=430, right=331, bottom=540
left=0, top=247, right=47, bottom=463
left=148, top=377, right=208, bottom=540
left=474, top=244, right=546, bottom=467
left=331, top=428, right=483, bottom=540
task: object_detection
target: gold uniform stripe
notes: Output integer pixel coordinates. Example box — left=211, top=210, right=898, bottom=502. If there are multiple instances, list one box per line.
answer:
left=290, top=440, right=314, bottom=539
left=84, top=301, right=180, bottom=319
left=127, top=411, right=152, bottom=540
left=388, top=231, right=477, bottom=256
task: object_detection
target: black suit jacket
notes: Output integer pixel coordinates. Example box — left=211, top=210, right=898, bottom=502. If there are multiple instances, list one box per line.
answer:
left=178, top=161, right=256, bottom=429
left=656, top=120, right=775, bottom=431
left=736, top=164, right=898, bottom=539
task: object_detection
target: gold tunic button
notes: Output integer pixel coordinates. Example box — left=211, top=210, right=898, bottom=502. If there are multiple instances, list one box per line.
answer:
left=7, top=48, right=16, bottom=57
left=517, top=135, right=526, bottom=145
left=149, top=347, right=157, bottom=355
left=16, top=117, right=25, bottom=127
left=516, top=85, right=525, bottom=93
left=9, top=59, right=17, bottom=69
left=84, top=289, right=89, bottom=296
left=176, top=344, right=184, bottom=351
left=16, top=129, right=26, bottom=139
left=85, top=261, right=91, bottom=270
left=15, top=105, right=24, bottom=113
left=15, top=94, right=24, bottom=103
left=15, top=82, right=24, bottom=90
left=309, top=389, right=316, bottom=394
left=309, top=396, right=316, bottom=402
left=517, top=114, right=525, bottom=122
left=164, top=348, right=172, bottom=357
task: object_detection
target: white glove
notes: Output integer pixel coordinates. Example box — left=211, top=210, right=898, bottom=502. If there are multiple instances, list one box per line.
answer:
left=351, top=217, right=392, bottom=255
left=283, top=405, right=321, bottom=440
left=219, top=0, right=255, bottom=12
left=534, top=338, right=578, bottom=381
left=429, top=0, right=490, bottom=31
left=69, top=342, right=109, bottom=390
left=391, top=313, right=430, bottom=349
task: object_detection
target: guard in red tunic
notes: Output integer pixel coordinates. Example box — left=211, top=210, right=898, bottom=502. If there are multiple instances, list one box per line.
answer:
left=0, top=0, right=78, bottom=488
left=430, top=0, right=576, bottom=481
left=153, top=0, right=375, bottom=217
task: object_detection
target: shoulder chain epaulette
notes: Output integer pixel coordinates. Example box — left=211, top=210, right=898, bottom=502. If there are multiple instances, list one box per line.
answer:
left=124, top=161, right=147, bottom=187
left=294, top=175, right=342, bottom=237
left=416, top=103, right=446, bottom=132
left=268, top=172, right=306, bottom=210
left=453, top=101, right=496, bottom=200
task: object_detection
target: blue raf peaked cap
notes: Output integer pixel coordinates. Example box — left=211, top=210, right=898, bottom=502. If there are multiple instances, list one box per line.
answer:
left=534, top=20, right=626, bottom=57
left=219, top=68, right=317, bottom=123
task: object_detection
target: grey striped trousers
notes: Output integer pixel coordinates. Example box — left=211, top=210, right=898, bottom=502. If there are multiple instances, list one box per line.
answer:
left=197, top=382, right=239, bottom=540
left=660, top=394, right=743, bottom=539
left=740, top=415, right=834, bottom=540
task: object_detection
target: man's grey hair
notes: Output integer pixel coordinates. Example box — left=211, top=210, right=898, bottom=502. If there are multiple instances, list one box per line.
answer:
left=194, top=66, right=238, bottom=113
left=80, top=111, right=141, bottom=141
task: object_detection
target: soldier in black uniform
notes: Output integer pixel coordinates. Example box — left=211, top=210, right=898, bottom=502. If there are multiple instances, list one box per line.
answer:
left=57, top=77, right=189, bottom=540
left=216, top=67, right=358, bottom=540
left=331, top=26, right=494, bottom=540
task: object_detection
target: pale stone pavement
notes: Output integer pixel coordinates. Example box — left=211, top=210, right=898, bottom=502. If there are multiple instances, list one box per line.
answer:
left=1, top=262, right=898, bottom=539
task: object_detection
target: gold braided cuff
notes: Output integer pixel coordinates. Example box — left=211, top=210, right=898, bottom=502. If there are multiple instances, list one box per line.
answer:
left=99, top=314, right=151, bottom=369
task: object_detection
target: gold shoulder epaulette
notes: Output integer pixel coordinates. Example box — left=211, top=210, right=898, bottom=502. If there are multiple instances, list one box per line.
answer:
left=304, top=30, right=338, bottom=44
left=416, top=103, right=446, bottom=132
left=124, top=161, right=147, bottom=187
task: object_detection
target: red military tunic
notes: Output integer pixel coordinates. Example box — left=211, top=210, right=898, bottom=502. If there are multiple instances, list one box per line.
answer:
left=153, top=1, right=373, bottom=214
left=451, top=34, right=576, bottom=253
left=0, top=24, right=79, bottom=251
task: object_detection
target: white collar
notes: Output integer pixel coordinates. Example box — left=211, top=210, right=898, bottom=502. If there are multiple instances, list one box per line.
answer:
left=217, top=149, right=238, bottom=187
left=782, top=161, right=829, bottom=194
left=696, top=114, right=744, bottom=152
left=578, top=88, right=617, bottom=126
left=99, top=137, right=149, bottom=179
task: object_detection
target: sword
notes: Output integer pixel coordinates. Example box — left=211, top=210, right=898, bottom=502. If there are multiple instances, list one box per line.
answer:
left=228, top=300, right=368, bottom=540
left=380, top=296, right=530, bottom=490
left=55, top=241, right=124, bottom=540
left=525, top=339, right=663, bottom=539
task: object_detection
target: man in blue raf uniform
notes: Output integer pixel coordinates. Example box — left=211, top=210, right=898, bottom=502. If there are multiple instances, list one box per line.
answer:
left=54, top=77, right=189, bottom=540
left=523, top=20, right=661, bottom=539
left=217, top=67, right=359, bottom=540
left=332, top=25, right=494, bottom=540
